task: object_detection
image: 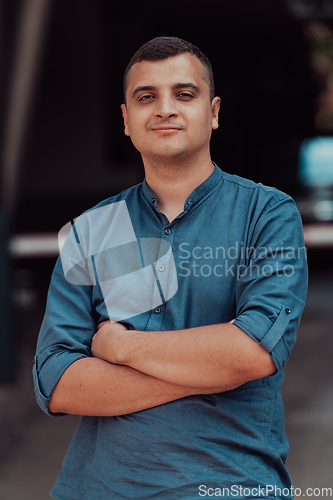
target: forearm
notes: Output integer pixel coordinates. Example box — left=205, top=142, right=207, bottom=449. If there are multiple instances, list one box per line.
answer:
left=93, top=323, right=275, bottom=388
left=48, top=356, right=236, bottom=417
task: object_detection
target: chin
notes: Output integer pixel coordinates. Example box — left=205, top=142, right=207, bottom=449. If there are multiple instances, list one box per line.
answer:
left=148, top=146, right=191, bottom=160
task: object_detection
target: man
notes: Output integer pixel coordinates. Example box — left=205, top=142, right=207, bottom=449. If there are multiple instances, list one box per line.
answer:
left=34, top=36, right=308, bottom=499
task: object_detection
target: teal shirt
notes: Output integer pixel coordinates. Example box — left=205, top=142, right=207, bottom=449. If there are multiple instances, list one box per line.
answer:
left=33, top=165, right=308, bottom=499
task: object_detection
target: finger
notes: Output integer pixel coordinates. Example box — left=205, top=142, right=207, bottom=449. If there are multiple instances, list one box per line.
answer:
left=97, top=320, right=110, bottom=330
left=97, top=319, right=118, bottom=330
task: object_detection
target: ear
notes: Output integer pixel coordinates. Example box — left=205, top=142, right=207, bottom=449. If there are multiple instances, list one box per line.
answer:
left=120, top=104, right=130, bottom=137
left=211, top=96, right=220, bottom=130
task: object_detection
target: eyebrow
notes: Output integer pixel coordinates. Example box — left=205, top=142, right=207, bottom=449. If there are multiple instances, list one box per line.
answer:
left=173, top=82, right=201, bottom=93
left=131, top=85, right=156, bottom=98
left=131, top=82, right=201, bottom=99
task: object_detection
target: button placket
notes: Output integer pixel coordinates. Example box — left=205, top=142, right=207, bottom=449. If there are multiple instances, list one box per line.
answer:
left=147, top=222, right=176, bottom=328
left=156, top=243, right=176, bottom=305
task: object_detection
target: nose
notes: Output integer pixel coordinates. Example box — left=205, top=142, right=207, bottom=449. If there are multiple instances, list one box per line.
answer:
left=155, top=94, right=178, bottom=120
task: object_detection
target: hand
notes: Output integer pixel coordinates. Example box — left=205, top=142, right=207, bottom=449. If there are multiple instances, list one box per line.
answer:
left=91, top=321, right=129, bottom=364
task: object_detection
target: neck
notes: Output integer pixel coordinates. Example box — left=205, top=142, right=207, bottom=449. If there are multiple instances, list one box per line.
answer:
left=143, top=154, right=214, bottom=222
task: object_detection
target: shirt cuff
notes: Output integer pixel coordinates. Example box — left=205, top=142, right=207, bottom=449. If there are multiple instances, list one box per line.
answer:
left=233, top=304, right=292, bottom=371
left=32, top=352, right=86, bottom=417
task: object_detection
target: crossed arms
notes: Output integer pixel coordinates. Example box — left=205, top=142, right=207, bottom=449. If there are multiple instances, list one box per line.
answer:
left=48, top=321, right=276, bottom=416
left=46, top=196, right=307, bottom=418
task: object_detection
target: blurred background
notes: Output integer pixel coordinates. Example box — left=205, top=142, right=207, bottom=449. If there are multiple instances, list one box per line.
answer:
left=0, top=0, right=333, bottom=498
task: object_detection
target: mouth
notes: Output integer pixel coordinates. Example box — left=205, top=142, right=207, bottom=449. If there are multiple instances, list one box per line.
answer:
left=151, top=127, right=182, bottom=134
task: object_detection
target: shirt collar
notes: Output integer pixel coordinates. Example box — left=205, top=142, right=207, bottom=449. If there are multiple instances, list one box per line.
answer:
left=142, top=162, right=223, bottom=211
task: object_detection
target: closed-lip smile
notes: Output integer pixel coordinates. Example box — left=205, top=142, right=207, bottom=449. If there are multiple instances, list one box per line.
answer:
left=151, top=126, right=182, bottom=132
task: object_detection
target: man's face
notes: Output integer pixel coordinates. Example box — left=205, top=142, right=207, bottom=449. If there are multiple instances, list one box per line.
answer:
left=121, top=53, right=220, bottom=165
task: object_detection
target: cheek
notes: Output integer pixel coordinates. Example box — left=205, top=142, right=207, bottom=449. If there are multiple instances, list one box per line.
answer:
left=126, top=113, right=149, bottom=138
left=188, top=109, right=213, bottom=136
left=125, top=119, right=149, bottom=153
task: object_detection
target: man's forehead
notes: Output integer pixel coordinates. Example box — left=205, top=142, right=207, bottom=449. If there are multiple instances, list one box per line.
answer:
left=126, top=53, right=209, bottom=92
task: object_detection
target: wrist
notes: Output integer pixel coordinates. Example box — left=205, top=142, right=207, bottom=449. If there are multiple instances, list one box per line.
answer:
left=115, top=329, right=138, bottom=366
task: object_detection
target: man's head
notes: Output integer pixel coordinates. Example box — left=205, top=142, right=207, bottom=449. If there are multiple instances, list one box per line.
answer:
left=121, top=36, right=220, bottom=167
left=123, top=36, right=215, bottom=103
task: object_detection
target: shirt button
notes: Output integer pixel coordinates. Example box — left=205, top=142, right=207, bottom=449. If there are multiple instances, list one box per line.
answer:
left=286, top=308, right=291, bottom=315
left=158, top=265, right=165, bottom=272
left=154, top=307, right=161, bottom=314
left=152, top=197, right=156, bottom=203
left=165, top=228, right=171, bottom=235
left=187, top=199, right=192, bottom=205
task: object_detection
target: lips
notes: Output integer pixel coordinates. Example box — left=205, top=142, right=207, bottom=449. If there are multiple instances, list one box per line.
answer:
left=153, top=128, right=180, bottom=132
left=150, top=126, right=183, bottom=134
left=150, top=123, right=184, bottom=132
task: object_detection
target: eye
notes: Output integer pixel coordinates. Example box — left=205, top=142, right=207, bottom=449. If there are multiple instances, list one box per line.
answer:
left=139, top=94, right=155, bottom=102
left=177, top=92, right=195, bottom=100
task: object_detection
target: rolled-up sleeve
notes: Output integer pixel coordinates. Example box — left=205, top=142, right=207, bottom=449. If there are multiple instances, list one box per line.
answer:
left=33, top=257, right=97, bottom=416
left=233, top=195, right=308, bottom=371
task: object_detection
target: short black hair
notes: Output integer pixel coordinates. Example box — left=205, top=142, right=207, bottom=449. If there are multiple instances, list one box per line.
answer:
left=123, top=36, right=215, bottom=102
